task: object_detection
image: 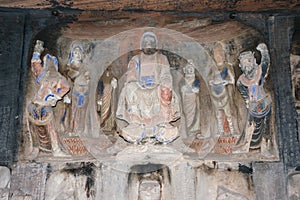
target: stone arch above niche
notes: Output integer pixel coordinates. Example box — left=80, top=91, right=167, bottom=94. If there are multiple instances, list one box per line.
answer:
left=22, top=18, right=279, bottom=162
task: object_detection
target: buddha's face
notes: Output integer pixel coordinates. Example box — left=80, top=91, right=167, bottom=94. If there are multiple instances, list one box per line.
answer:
left=141, top=35, right=157, bottom=55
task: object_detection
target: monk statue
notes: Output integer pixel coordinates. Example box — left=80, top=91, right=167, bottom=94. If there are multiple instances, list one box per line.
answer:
left=181, top=60, right=200, bottom=134
left=97, top=69, right=118, bottom=132
left=116, top=32, right=180, bottom=144
left=236, top=43, right=272, bottom=150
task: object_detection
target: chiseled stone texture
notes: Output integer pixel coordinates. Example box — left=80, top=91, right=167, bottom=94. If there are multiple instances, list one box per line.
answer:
left=5, top=160, right=254, bottom=200
left=45, top=162, right=96, bottom=200
left=288, top=170, right=300, bottom=200
left=0, top=166, right=10, bottom=200
left=253, top=162, right=286, bottom=200
left=10, top=163, right=48, bottom=200
left=0, top=0, right=299, bottom=12
left=90, top=160, right=254, bottom=200
left=194, top=163, right=254, bottom=200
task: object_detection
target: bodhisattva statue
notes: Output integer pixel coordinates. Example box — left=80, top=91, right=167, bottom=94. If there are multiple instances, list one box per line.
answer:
left=65, top=42, right=90, bottom=136
left=209, top=67, right=236, bottom=135
left=236, top=43, right=272, bottom=150
left=181, top=60, right=201, bottom=134
left=97, top=70, right=118, bottom=132
left=116, top=32, right=180, bottom=144
left=27, top=40, right=70, bottom=157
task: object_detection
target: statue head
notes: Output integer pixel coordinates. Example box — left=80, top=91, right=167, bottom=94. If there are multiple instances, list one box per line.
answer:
left=183, top=60, right=196, bottom=78
left=69, top=42, right=84, bottom=66
left=140, top=32, right=158, bottom=55
left=43, top=54, right=58, bottom=72
left=213, top=42, right=227, bottom=67
left=239, top=51, right=257, bottom=79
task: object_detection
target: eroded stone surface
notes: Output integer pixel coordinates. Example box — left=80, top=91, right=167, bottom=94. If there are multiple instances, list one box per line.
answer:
left=10, top=163, right=48, bottom=200
left=20, top=20, right=279, bottom=163
left=0, top=0, right=299, bottom=12
left=288, top=171, right=300, bottom=200
left=0, top=166, right=10, bottom=200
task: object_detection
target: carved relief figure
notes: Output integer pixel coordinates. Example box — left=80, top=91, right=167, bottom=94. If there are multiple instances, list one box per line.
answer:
left=27, top=40, right=70, bottom=157
left=181, top=60, right=200, bottom=134
left=116, top=32, right=180, bottom=144
left=139, top=178, right=161, bottom=200
left=236, top=43, right=271, bottom=150
left=97, top=69, right=118, bottom=132
left=65, top=42, right=90, bottom=136
left=209, top=67, right=236, bottom=135
left=290, top=54, right=300, bottom=112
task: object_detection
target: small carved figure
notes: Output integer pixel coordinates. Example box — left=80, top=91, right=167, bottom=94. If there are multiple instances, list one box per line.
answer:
left=66, top=42, right=90, bottom=136
left=97, top=70, right=117, bottom=132
left=236, top=43, right=271, bottom=150
left=181, top=60, right=200, bottom=134
left=209, top=67, right=236, bottom=135
left=290, top=54, right=300, bottom=112
left=139, top=178, right=161, bottom=200
left=27, top=40, right=70, bottom=158
left=116, top=32, right=180, bottom=144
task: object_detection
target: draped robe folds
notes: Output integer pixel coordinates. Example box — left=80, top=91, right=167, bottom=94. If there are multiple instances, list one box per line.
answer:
left=116, top=52, right=180, bottom=136
left=237, top=64, right=271, bottom=148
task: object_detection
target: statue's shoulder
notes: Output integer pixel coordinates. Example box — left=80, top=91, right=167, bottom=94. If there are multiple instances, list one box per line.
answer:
left=156, top=52, right=169, bottom=64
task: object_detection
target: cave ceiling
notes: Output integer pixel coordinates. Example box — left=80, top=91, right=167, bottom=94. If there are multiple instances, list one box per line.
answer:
left=0, top=0, right=299, bottom=12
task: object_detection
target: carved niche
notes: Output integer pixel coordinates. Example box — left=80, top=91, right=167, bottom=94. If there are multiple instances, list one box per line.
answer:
left=21, top=19, right=279, bottom=162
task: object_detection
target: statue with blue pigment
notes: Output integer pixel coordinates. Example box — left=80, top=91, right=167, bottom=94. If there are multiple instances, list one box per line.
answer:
left=116, top=32, right=180, bottom=144
left=209, top=67, right=236, bottom=135
left=27, top=40, right=70, bottom=158
left=65, top=42, right=90, bottom=136
left=236, top=43, right=272, bottom=150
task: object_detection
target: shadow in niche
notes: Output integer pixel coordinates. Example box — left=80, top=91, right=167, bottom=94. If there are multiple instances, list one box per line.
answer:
left=45, top=162, right=96, bottom=199
left=127, top=163, right=171, bottom=200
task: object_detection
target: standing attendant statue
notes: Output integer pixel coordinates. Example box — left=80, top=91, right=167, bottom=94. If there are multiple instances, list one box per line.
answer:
left=27, top=40, right=70, bottom=158
left=209, top=67, right=236, bottom=135
left=116, top=32, right=180, bottom=144
left=65, top=42, right=90, bottom=136
left=236, top=43, right=272, bottom=150
left=97, top=70, right=118, bottom=132
left=181, top=60, right=200, bottom=134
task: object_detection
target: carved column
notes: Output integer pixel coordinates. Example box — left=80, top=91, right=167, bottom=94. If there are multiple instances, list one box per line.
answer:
left=268, top=15, right=300, bottom=168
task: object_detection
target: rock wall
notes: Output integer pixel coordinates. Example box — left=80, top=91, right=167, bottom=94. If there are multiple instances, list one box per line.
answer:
left=0, top=9, right=299, bottom=200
